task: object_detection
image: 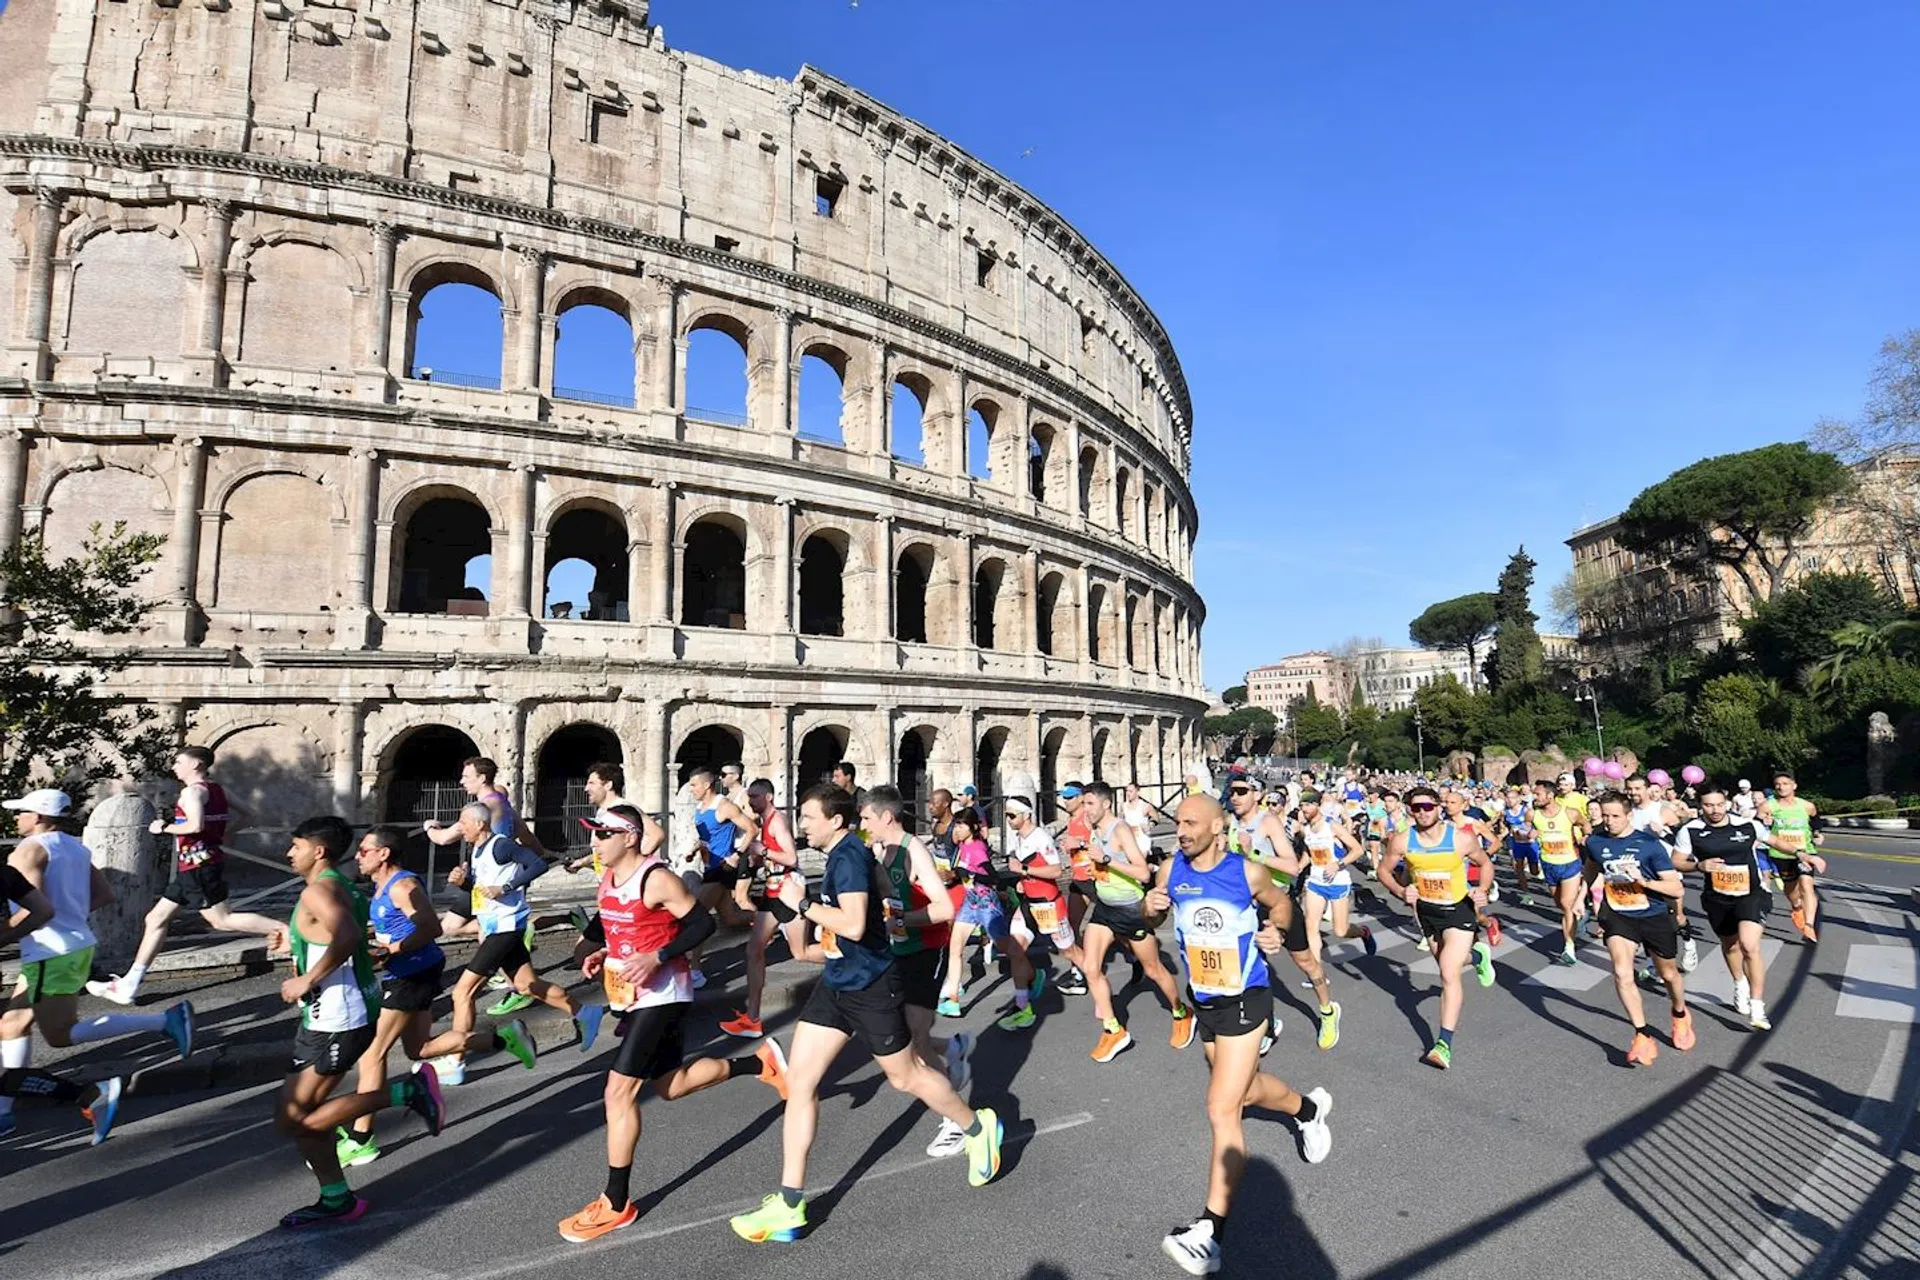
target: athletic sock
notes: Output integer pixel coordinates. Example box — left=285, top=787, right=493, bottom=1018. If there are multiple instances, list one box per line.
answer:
left=386, top=1080, right=412, bottom=1108
left=1437, top=1027, right=1455, bottom=1049
left=780, top=1185, right=804, bottom=1208
left=1318, top=1004, right=1334, bottom=1018
left=1014, top=990, right=1030, bottom=1010
left=727, top=1055, right=760, bottom=1079
left=1632, top=1023, right=1648, bottom=1035
left=1294, top=1094, right=1319, bottom=1123
left=0, top=1068, right=85, bottom=1104
left=1672, top=1006, right=1688, bottom=1021
left=0, top=1037, right=26, bottom=1119
left=1202, top=1208, right=1227, bottom=1240
left=1102, top=1016, right=1122, bottom=1033
left=69, top=1012, right=169, bottom=1045
left=964, top=1115, right=983, bottom=1138
left=605, top=1164, right=632, bottom=1212
left=319, top=1179, right=353, bottom=1206
left=123, top=963, right=150, bottom=994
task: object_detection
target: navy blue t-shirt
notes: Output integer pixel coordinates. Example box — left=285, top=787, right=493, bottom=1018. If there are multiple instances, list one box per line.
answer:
left=818, top=832, right=893, bottom=991
left=1587, top=828, right=1674, bottom=918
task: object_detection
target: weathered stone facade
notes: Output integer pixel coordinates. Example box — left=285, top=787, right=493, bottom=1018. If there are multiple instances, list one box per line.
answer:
left=0, top=0, right=1206, bottom=835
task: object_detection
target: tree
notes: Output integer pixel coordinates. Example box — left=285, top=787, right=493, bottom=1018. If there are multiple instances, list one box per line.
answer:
left=1411, top=674, right=1489, bottom=755
left=1810, top=331, right=1920, bottom=602
left=1546, top=570, right=1580, bottom=636
left=1220, top=684, right=1247, bottom=707
left=1809, top=619, right=1920, bottom=701
left=0, top=525, right=174, bottom=795
left=1289, top=700, right=1345, bottom=757
left=1487, top=545, right=1544, bottom=690
left=1737, top=571, right=1905, bottom=685
left=1615, top=442, right=1855, bottom=607
left=1409, top=593, right=1498, bottom=693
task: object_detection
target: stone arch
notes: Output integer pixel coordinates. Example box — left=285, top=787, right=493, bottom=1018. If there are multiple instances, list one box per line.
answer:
left=794, top=723, right=848, bottom=794
left=552, top=285, right=637, bottom=408
left=211, top=470, right=339, bottom=613
left=200, top=717, right=333, bottom=838
left=682, top=309, right=752, bottom=425
left=966, top=397, right=999, bottom=482
left=1029, top=420, right=1064, bottom=505
left=376, top=721, right=484, bottom=825
left=972, top=555, right=1011, bottom=650
left=974, top=724, right=1013, bottom=797
left=797, top=339, right=852, bottom=445
left=890, top=366, right=936, bottom=464
left=896, top=723, right=937, bottom=822
left=894, top=539, right=937, bottom=645
left=680, top=510, right=749, bottom=630
left=1114, top=464, right=1134, bottom=538
left=543, top=496, right=630, bottom=621
left=403, top=258, right=506, bottom=387
left=232, top=233, right=362, bottom=371
left=62, top=225, right=192, bottom=360
left=671, top=706, right=773, bottom=784
left=1078, top=442, right=1107, bottom=520
left=1086, top=580, right=1115, bottom=664
left=532, top=720, right=623, bottom=853
left=37, top=462, right=171, bottom=593
left=796, top=526, right=849, bottom=638
left=1036, top=569, right=1069, bottom=658
left=391, top=484, right=494, bottom=613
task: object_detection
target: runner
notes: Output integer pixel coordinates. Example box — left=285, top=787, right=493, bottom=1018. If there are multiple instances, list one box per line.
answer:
left=87, top=746, right=287, bottom=1005
left=332, top=824, right=447, bottom=1168
left=1585, top=792, right=1693, bottom=1065
left=556, top=804, right=788, bottom=1243
left=1557, top=773, right=1592, bottom=825
left=935, top=808, right=1038, bottom=1023
left=274, top=815, right=445, bottom=1227
left=1153, top=794, right=1332, bottom=1277
left=1005, top=794, right=1086, bottom=1027
left=1530, top=779, right=1592, bottom=966
left=413, top=802, right=600, bottom=1083
left=1076, top=782, right=1190, bottom=1062
left=729, top=784, right=1001, bottom=1244
left=1292, top=790, right=1377, bottom=1013
left=0, top=840, right=121, bottom=1151
left=1055, top=782, right=1096, bottom=981
left=1500, top=786, right=1541, bottom=906
left=1627, top=775, right=1697, bottom=974
left=1758, top=773, right=1827, bottom=944
left=1124, top=783, right=1167, bottom=847
left=1377, top=784, right=1495, bottom=1069
left=721, top=779, right=805, bottom=1038
left=562, top=762, right=627, bottom=874
left=1441, top=789, right=1504, bottom=947
left=1222, top=777, right=1335, bottom=1051
left=1672, top=783, right=1779, bottom=1031
left=1731, top=779, right=1759, bottom=820
left=421, top=755, right=547, bottom=961
left=688, top=766, right=757, bottom=985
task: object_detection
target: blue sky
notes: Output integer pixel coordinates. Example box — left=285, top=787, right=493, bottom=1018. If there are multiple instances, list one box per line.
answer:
left=439, top=2, right=1920, bottom=686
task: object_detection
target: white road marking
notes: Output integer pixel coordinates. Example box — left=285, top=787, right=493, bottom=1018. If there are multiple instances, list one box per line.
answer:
left=1835, top=943, right=1920, bottom=1024
left=1680, top=938, right=1785, bottom=1009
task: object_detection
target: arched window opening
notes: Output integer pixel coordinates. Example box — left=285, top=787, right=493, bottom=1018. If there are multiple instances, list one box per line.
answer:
left=1036, top=571, right=1064, bottom=656
left=975, top=727, right=1009, bottom=799
left=1114, top=467, right=1133, bottom=537
left=1078, top=446, right=1098, bottom=518
left=798, top=533, right=846, bottom=637
left=897, top=727, right=935, bottom=826
left=891, top=378, right=927, bottom=464
left=973, top=560, right=1005, bottom=650
left=1028, top=425, right=1054, bottom=502
left=534, top=723, right=621, bottom=855
left=896, top=546, right=932, bottom=644
left=1125, top=594, right=1141, bottom=667
left=398, top=495, right=491, bottom=614
left=1090, top=728, right=1111, bottom=785
left=1087, top=583, right=1109, bottom=663
left=382, top=724, right=483, bottom=831
left=1039, top=727, right=1068, bottom=823
left=682, top=519, right=747, bottom=629
left=676, top=724, right=743, bottom=784
left=543, top=506, right=628, bottom=621
left=797, top=349, right=847, bottom=445
left=796, top=726, right=847, bottom=795
left=553, top=300, right=635, bottom=408
left=685, top=322, right=750, bottom=426
left=966, top=404, right=994, bottom=481
left=407, top=276, right=503, bottom=389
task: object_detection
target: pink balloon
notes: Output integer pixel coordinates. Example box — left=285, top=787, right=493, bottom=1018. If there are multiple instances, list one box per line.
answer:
left=1603, top=761, right=1625, bottom=780
left=1682, top=764, right=1705, bottom=786
left=1583, top=756, right=1605, bottom=775
left=1647, top=768, right=1672, bottom=788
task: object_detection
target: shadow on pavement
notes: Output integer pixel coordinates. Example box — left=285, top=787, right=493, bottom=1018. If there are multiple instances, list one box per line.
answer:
left=1220, top=1154, right=1339, bottom=1279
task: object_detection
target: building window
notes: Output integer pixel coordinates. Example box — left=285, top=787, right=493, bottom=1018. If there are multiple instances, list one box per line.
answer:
left=814, top=174, right=844, bottom=219
left=976, top=250, right=996, bottom=289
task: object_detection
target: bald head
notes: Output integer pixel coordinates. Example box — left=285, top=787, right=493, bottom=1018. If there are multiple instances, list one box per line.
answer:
left=1175, top=792, right=1226, bottom=860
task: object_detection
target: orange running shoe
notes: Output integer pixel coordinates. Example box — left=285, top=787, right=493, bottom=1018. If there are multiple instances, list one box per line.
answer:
left=1626, top=1031, right=1659, bottom=1067
left=720, top=1010, right=764, bottom=1038
left=1091, top=1024, right=1133, bottom=1063
left=1791, top=906, right=1806, bottom=935
left=1485, top=916, right=1504, bottom=948
left=1671, top=1013, right=1695, bottom=1052
left=1169, top=1007, right=1196, bottom=1050
left=755, top=1038, right=790, bottom=1100
left=559, top=1194, right=638, bottom=1243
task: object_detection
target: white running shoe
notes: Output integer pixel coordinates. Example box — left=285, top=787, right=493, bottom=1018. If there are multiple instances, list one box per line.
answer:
left=1680, top=938, right=1699, bottom=973
left=925, top=1116, right=968, bottom=1158
left=1298, top=1087, right=1332, bottom=1164
left=418, top=1055, right=466, bottom=1087
left=1488, top=882, right=1501, bottom=904
left=1162, top=1218, right=1221, bottom=1276
left=86, top=977, right=136, bottom=1005
left=1749, top=1001, right=1771, bottom=1031
left=1733, top=976, right=1752, bottom=1015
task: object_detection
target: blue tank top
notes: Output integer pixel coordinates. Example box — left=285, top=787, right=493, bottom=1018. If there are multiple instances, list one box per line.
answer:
left=1506, top=805, right=1536, bottom=845
left=696, top=803, right=737, bottom=867
left=1168, top=851, right=1269, bottom=1004
left=483, top=789, right=517, bottom=839
left=370, top=870, right=443, bottom=979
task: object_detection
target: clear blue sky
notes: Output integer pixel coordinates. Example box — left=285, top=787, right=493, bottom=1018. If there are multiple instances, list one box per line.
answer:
left=460, top=2, right=1920, bottom=682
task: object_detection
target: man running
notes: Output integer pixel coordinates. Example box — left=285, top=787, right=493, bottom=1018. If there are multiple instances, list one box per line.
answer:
left=1292, top=790, right=1376, bottom=1012
left=1055, top=782, right=1096, bottom=965
left=688, top=766, right=756, bottom=985
left=1378, top=785, right=1494, bottom=1069
left=422, top=755, right=548, bottom=957
left=1500, top=786, right=1541, bottom=905
left=557, top=804, right=788, bottom=1242
left=562, top=762, right=628, bottom=874
left=1531, top=779, right=1592, bottom=965
left=730, top=784, right=1001, bottom=1244
left=1078, top=781, right=1191, bottom=1062
left=1586, top=792, right=1693, bottom=1066
left=332, top=824, right=446, bottom=1168
left=1758, top=773, right=1826, bottom=943
left=1442, top=788, right=1504, bottom=946
left=1223, top=777, right=1336, bottom=1051
left=88, top=747, right=287, bottom=1004
left=1006, top=793, right=1087, bottom=1019
left=721, top=779, right=802, bottom=1039
left=1672, top=784, right=1779, bottom=1031
left=1152, top=794, right=1332, bottom=1276
left=1626, top=775, right=1697, bottom=973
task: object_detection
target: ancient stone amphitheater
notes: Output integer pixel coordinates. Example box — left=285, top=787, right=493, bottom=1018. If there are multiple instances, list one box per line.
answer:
left=0, top=0, right=1204, bottom=848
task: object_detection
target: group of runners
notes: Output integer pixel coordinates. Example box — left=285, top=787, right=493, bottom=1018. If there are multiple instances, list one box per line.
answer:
left=0, top=743, right=1834, bottom=1276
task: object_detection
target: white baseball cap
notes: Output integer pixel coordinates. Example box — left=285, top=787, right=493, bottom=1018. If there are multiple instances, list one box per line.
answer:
left=1738, top=779, right=1752, bottom=790
left=3, top=788, right=72, bottom=817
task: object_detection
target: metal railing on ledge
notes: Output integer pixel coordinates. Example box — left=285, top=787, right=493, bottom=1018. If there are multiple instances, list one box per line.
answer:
left=554, top=385, right=636, bottom=409
left=408, top=367, right=502, bottom=391
left=685, top=406, right=749, bottom=428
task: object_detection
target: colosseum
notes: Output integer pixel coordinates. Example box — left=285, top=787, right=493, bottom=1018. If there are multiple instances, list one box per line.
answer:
left=0, top=0, right=1205, bottom=850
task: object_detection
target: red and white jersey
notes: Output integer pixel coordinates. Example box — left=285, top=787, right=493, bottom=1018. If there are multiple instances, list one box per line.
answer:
left=597, top=857, right=693, bottom=1011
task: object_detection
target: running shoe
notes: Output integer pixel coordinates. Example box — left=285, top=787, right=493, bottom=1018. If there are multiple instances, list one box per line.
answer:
left=1733, top=977, right=1752, bottom=1015
left=1551, top=946, right=1577, bottom=967
left=1635, top=964, right=1656, bottom=987
left=945, top=1032, right=973, bottom=1092
left=1170, top=1007, right=1196, bottom=1050
left=1749, top=1003, right=1772, bottom=1032
left=559, top=1193, right=638, bottom=1243
left=755, top=1038, right=789, bottom=1100
left=690, top=969, right=708, bottom=990
left=568, top=905, right=592, bottom=934
left=720, top=1010, right=764, bottom=1038
left=575, top=1004, right=607, bottom=1052
left=926, top=1116, right=968, bottom=1158
left=487, top=992, right=536, bottom=1017
left=1422, top=1040, right=1452, bottom=1071
left=85, top=976, right=135, bottom=1005
left=1801, top=924, right=1819, bottom=945
left=1360, top=924, right=1377, bottom=957
left=1316, top=1002, right=1342, bottom=1051
left=0, top=1112, right=14, bottom=1140
left=335, top=1127, right=380, bottom=1168
left=1791, top=906, right=1806, bottom=935
left=1259, top=1032, right=1274, bottom=1057
left=420, top=1054, right=465, bottom=1087
left=964, top=1106, right=1003, bottom=1187
left=84, top=1076, right=123, bottom=1146
left=1626, top=1030, right=1659, bottom=1067
left=1057, top=969, right=1088, bottom=995
left=405, top=1062, right=446, bottom=1135
left=1485, top=916, right=1503, bottom=948
left=730, top=1193, right=806, bottom=1243
left=1162, top=1217, right=1222, bottom=1276
left=997, top=1004, right=1037, bottom=1032
left=1028, top=968, right=1048, bottom=1004
left=280, top=1193, right=369, bottom=1229
left=1298, top=1086, right=1333, bottom=1163
left=1671, top=1013, right=1695, bottom=1052
left=486, top=972, right=512, bottom=991
left=1472, top=942, right=1495, bottom=988
left=163, top=1001, right=195, bottom=1060
left=936, top=997, right=963, bottom=1018
left=498, top=1018, right=538, bottom=1070
left=1488, top=882, right=1501, bottom=904
left=1517, top=893, right=1535, bottom=908
left=1091, top=1023, right=1133, bottom=1063
left=1415, top=935, right=1432, bottom=953
left=1679, top=938, right=1699, bottom=973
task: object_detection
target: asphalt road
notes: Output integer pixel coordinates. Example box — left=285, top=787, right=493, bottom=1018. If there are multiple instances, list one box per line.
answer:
left=5, top=875, right=1918, bottom=1280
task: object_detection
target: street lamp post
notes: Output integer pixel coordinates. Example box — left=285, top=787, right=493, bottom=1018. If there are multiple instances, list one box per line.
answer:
left=1413, top=703, right=1425, bottom=775
left=1578, top=682, right=1604, bottom=756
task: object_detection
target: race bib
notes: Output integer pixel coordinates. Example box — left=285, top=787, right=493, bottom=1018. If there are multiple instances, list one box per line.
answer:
left=819, top=926, right=842, bottom=960
left=1604, top=881, right=1649, bottom=912
left=1541, top=833, right=1575, bottom=862
left=1709, top=865, right=1752, bottom=896
left=470, top=885, right=485, bottom=914
left=1773, top=829, right=1806, bottom=853
left=1184, top=941, right=1246, bottom=998
left=1030, top=898, right=1061, bottom=934
left=1308, top=842, right=1335, bottom=867
left=1415, top=869, right=1456, bottom=905
left=602, top=961, right=636, bottom=1010
left=883, top=898, right=908, bottom=946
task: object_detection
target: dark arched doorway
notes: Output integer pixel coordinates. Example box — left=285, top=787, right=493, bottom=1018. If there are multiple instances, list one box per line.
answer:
left=897, top=727, right=934, bottom=827
left=1040, top=726, right=1067, bottom=823
left=535, top=723, right=622, bottom=855
left=676, top=724, right=743, bottom=784
left=796, top=726, right=847, bottom=796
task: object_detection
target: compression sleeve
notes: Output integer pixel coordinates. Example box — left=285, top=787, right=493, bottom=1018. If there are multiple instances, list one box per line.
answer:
left=656, top=906, right=715, bottom=962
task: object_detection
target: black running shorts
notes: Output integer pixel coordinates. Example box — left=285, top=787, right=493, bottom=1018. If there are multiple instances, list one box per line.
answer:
left=799, top=966, right=912, bottom=1058
left=1191, top=985, right=1274, bottom=1043
left=290, top=1024, right=375, bottom=1077
left=610, top=1002, right=689, bottom=1082
left=1601, top=908, right=1678, bottom=959
left=465, top=931, right=532, bottom=979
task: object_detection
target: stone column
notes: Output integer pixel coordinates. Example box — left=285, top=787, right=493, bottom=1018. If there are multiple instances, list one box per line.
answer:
left=0, top=429, right=26, bottom=556
left=871, top=513, right=892, bottom=649
left=507, top=246, right=546, bottom=418
left=771, top=495, right=795, bottom=633
left=868, top=342, right=890, bottom=458
left=1076, top=562, right=1093, bottom=681
left=337, top=447, right=379, bottom=648
left=196, top=200, right=234, bottom=372
left=957, top=532, right=976, bottom=663
left=646, top=480, right=677, bottom=658
left=639, top=697, right=670, bottom=816
left=641, top=273, right=679, bottom=411
left=332, top=700, right=364, bottom=818
left=84, top=794, right=162, bottom=963
left=368, top=222, right=398, bottom=370
left=626, top=533, right=647, bottom=623
left=1065, top=423, right=1084, bottom=521
left=1021, top=548, right=1040, bottom=674
left=12, top=187, right=63, bottom=380
left=161, top=437, right=207, bottom=644
left=772, top=308, right=795, bottom=437
left=502, top=463, right=535, bottom=617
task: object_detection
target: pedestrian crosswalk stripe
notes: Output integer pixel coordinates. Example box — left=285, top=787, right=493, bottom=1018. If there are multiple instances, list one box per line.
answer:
left=1681, top=939, right=1784, bottom=1010
left=1836, top=943, right=1920, bottom=1024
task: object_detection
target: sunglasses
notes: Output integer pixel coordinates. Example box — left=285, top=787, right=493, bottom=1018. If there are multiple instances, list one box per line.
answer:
left=1408, top=801, right=1440, bottom=812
